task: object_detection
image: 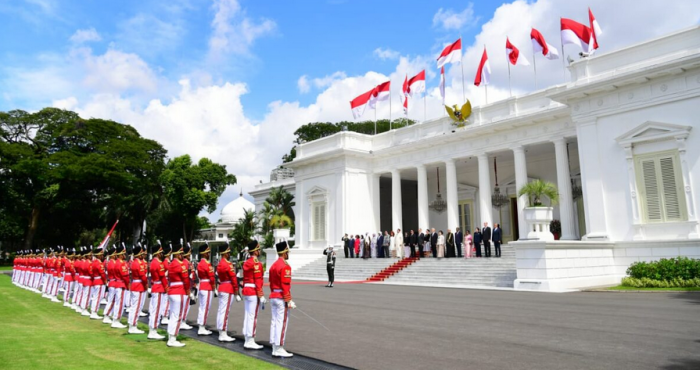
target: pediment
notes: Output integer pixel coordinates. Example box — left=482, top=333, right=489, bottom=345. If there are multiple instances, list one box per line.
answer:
left=307, top=186, right=327, bottom=196
left=616, top=121, right=691, bottom=146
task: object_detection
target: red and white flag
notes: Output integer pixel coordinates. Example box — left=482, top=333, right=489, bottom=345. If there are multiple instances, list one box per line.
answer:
left=97, top=219, right=119, bottom=251
left=369, top=81, right=390, bottom=109
left=437, top=38, right=462, bottom=68
left=350, top=88, right=375, bottom=119
left=506, top=38, right=530, bottom=66
left=474, top=47, right=491, bottom=87
left=439, top=67, right=445, bottom=104
left=589, top=7, right=601, bottom=50
left=561, top=18, right=596, bottom=53
left=531, top=28, right=559, bottom=60
left=401, top=75, right=409, bottom=114
left=407, top=70, right=426, bottom=97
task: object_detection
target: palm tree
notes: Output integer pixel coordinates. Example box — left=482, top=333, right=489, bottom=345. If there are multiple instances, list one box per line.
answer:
left=267, top=186, right=295, bottom=222
left=230, top=208, right=258, bottom=254
left=518, top=179, right=559, bottom=207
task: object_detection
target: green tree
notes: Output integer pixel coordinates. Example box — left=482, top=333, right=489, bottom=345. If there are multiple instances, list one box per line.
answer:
left=160, top=155, right=236, bottom=243
left=518, top=179, right=559, bottom=207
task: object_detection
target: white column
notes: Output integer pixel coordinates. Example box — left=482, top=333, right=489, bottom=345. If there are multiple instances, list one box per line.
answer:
left=416, top=164, right=429, bottom=230
left=576, top=122, right=607, bottom=240
left=477, top=154, right=493, bottom=226
left=371, top=173, right=381, bottom=232
left=445, top=159, right=459, bottom=230
left=391, top=169, right=403, bottom=232
left=553, top=138, right=576, bottom=240
left=513, top=146, right=529, bottom=240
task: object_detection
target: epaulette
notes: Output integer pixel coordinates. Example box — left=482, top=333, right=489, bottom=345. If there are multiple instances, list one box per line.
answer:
left=283, top=259, right=289, bottom=266
left=253, top=256, right=259, bottom=263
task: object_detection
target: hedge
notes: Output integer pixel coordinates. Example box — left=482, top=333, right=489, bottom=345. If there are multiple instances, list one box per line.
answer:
left=621, top=277, right=700, bottom=288
left=626, top=257, right=700, bottom=281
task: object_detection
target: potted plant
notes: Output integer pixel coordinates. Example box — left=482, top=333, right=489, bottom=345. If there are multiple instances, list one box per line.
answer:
left=271, top=213, right=293, bottom=243
left=550, top=219, right=561, bottom=240
left=518, top=180, right=559, bottom=241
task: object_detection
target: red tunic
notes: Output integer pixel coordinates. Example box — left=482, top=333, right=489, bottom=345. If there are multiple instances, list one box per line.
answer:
left=91, top=259, right=106, bottom=286
left=79, top=259, right=90, bottom=286
left=54, top=257, right=63, bottom=277
left=167, top=258, right=188, bottom=295
left=242, top=256, right=264, bottom=297
left=182, top=258, right=192, bottom=293
left=149, top=258, right=167, bottom=293
left=113, top=259, right=129, bottom=289
left=268, top=258, right=292, bottom=302
left=216, top=258, right=239, bottom=295
left=64, top=259, right=75, bottom=282
left=130, top=259, right=147, bottom=292
left=107, top=259, right=118, bottom=288
left=196, top=258, right=215, bottom=291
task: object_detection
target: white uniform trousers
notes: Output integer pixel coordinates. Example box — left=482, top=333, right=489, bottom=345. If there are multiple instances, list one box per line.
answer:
left=80, top=283, right=91, bottom=309
left=53, top=277, right=62, bottom=296
left=242, top=295, right=262, bottom=338
left=128, top=290, right=146, bottom=327
left=182, top=296, right=191, bottom=321
left=42, top=274, right=50, bottom=294
left=269, top=298, right=290, bottom=346
left=148, top=292, right=165, bottom=329
left=216, top=292, right=234, bottom=331
left=63, top=281, right=73, bottom=304
left=167, top=294, right=186, bottom=336
left=111, top=287, right=126, bottom=320
left=197, top=290, right=213, bottom=326
left=90, top=285, right=106, bottom=313
left=72, top=283, right=82, bottom=305
left=160, top=293, right=170, bottom=319
left=103, top=286, right=116, bottom=317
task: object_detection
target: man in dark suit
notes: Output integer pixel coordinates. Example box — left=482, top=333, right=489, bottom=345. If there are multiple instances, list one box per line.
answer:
left=376, top=233, right=384, bottom=258
left=349, top=235, right=355, bottom=258
left=416, top=228, right=424, bottom=258
left=493, top=223, right=502, bottom=257
left=408, top=230, right=416, bottom=258
left=430, top=228, right=438, bottom=258
left=455, top=228, right=463, bottom=258
left=342, top=234, right=350, bottom=258
left=482, top=222, right=492, bottom=257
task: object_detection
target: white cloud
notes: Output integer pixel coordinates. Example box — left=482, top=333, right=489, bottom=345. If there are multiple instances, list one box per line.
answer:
left=208, top=0, right=276, bottom=60
left=77, top=47, right=159, bottom=94
left=433, top=4, right=478, bottom=31
left=373, top=47, right=400, bottom=60
left=69, top=28, right=102, bottom=44
left=297, top=75, right=310, bottom=93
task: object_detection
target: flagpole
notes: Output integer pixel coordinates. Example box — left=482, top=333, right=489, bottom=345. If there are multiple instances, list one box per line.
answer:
left=424, top=94, right=427, bottom=122
left=460, top=37, right=466, bottom=103
left=374, top=102, right=377, bottom=135
left=485, top=84, right=488, bottom=105
left=560, top=18, right=567, bottom=82
left=389, top=89, right=392, bottom=130
left=533, top=46, right=538, bottom=90
left=507, top=59, right=512, bottom=97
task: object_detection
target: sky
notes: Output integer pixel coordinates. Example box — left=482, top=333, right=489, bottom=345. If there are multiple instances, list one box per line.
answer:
left=1, top=0, right=699, bottom=222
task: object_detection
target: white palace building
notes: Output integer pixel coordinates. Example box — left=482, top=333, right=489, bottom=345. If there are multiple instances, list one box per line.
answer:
left=252, top=26, right=700, bottom=291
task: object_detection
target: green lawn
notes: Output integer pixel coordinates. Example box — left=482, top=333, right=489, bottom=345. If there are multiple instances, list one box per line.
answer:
left=608, top=285, right=700, bottom=291
left=0, top=266, right=12, bottom=271
left=0, top=275, right=280, bottom=370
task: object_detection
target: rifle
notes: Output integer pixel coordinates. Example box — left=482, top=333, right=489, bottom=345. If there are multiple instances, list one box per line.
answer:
left=187, top=241, right=197, bottom=305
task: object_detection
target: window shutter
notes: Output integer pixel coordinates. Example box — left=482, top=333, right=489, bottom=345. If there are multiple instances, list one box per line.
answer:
left=659, top=156, right=682, bottom=221
left=313, top=204, right=320, bottom=240
left=640, top=159, right=662, bottom=222
left=319, top=204, right=326, bottom=240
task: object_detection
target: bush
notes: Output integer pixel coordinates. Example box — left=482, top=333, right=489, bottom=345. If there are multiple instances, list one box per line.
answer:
left=626, top=257, right=700, bottom=280
left=621, top=277, right=700, bottom=288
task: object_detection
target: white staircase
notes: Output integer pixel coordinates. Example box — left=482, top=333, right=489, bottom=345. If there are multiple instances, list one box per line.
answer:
left=383, top=247, right=517, bottom=288
left=292, top=256, right=398, bottom=281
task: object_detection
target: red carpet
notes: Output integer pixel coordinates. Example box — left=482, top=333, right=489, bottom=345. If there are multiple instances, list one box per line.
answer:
left=366, top=257, right=419, bottom=282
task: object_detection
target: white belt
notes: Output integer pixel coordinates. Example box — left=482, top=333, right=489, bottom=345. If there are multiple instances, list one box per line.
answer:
left=169, top=282, right=183, bottom=286
left=219, top=281, right=232, bottom=284
left=132, top=279, right=142, bottom=283
left=244, top=283, right=256, bottom=288
left=272, top=289, right=283, bottom=292
left=152, top=281, right=162, bottom=285
left=200, top=279, right=210, bottom=282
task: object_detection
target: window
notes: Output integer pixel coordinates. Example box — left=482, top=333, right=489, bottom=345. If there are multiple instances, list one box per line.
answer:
left=218, top=233, right=224, bottom=238
left=634, top=150, right=687, bottom=223
left=312, top=202, right=326, bottom=241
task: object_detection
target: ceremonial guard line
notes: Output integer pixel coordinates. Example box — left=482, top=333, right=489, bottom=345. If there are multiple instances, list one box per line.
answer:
left=11, top=240, right=298, bottom=357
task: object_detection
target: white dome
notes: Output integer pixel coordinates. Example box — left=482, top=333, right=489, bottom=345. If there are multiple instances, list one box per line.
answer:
left=220, top=195, right=255, bottom=224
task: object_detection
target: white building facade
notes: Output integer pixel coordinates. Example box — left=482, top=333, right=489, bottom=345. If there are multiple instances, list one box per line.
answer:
left=254, top=27, right=700, bottom=291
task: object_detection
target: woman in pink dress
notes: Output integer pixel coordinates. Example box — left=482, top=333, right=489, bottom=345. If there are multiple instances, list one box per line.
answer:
left=354, top=235, right=361, bottom=258
left=464, top=230, right=473, bottom=259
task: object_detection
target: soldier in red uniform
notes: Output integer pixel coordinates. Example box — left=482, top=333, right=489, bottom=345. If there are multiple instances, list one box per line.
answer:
left=179, top=243, right=194, bottom=331
left=110, top=245, right=129, bottom=329
left=80, top=248, right=94, bottom=316
left=62, top=249, right=75, bottom=307
left=196, top=243, right=215, bottom=336
left=102, top=247, right=118, bottom=324
left=166, top=243, right=188, bottom=348
left=89, top=246, right=107, bottom=319
left=216, top=243, right=240, bottom=343
left=148, top=244, right=167, bottom=340
left=127, top=245, right=147, bottom=334
left=242, top=239, right=265, bottom=350
left=160, top=245, right=172, bottom=325
left=269, top=241, right=296, bottom=358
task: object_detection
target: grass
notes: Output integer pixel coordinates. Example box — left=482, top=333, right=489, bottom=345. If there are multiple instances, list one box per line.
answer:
left=0, top=266, right=13, bottom=270
left=608, top=285, right=700, bottom=291
left=0, top=275, right=280, bottom=370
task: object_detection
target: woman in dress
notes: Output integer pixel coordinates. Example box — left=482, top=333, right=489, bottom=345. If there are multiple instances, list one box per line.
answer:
left=437, top=230, right=445, bottom=259
left=389, top=231, right=396, bottom=258
left=354, top=235, right=361, bottom=258
left=423, top=230, right=431, bottom=257
left=464, top=230, right=473, bottom=259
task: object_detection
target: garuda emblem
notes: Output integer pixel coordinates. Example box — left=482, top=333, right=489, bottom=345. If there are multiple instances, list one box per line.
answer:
left=445, top=100, right=472, bottom=128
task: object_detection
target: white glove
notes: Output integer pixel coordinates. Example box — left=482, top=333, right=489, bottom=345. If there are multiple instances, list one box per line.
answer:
left=235, top=295, right=242, bottom=302
left=147, top=287, right=151, bottom=295
left=260, top=296, right=267, bottom=304
left=288, top=300, right=297, bottom=309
